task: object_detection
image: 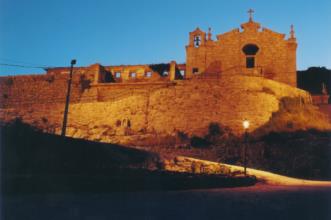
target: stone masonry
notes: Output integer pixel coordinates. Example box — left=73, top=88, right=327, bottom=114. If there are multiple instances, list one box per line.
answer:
left=0, top=73, right=320, bottom=145
left=186, top=17, right=297, bottom=87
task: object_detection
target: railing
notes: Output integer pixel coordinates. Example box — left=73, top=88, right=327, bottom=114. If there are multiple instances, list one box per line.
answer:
left=221, top=65, right=264, bottom=77
left=191, top=65, right=264, bottom=80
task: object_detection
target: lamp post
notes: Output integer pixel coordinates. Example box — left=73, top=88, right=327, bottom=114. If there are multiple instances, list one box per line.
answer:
left=61, top=59, right=76, bottom=137
left=242, top=119, right=250, bottom=176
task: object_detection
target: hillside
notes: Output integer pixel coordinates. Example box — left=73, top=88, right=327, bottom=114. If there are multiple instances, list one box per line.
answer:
left=1, top=120, right=255, bottom=194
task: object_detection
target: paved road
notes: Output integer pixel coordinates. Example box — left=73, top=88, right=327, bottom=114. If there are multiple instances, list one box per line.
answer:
left=2, top=183, right=331, bottom=220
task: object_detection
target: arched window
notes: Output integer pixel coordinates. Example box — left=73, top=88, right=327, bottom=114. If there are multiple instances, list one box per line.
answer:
left=242, top=44, right=259, bottom=68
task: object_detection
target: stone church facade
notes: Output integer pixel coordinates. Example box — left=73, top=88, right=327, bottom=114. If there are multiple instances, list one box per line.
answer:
left=186, top=15, right=297, bottom=87
left=45, top=12, right=298, bottom=88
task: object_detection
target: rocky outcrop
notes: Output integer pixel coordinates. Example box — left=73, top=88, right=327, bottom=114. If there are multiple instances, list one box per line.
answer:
left=163, top=156, right=233, bottom=175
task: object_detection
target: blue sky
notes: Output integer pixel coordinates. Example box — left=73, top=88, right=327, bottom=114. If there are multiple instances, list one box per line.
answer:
left=0, top=0, right=330, bottom=75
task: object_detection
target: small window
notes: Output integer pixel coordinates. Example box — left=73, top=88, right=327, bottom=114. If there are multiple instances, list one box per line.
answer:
left=192, top=68, right=199, bottom=74
left=130, top=72, right=136, bottom=78
left=180, top=70, right=185, bottom=76
left=163, top=71, right=169, bottom=76
left=104, top=72, right=113, bottom=82
left=115, top=72, right=121, bottom=78
left=145, top=72, right=152, bottom=77
left=242, top=44, right=259, bottom=55
left=246, top=57, right=255, bottom=68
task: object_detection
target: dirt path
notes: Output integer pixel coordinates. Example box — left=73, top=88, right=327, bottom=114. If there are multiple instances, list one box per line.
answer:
left=223, top=163, right=331, bottom=186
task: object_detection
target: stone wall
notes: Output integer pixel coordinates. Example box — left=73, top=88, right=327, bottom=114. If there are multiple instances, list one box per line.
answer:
left=1, top=73, right=326, bottom=146
left=0, top=74, right=84, bottom=108
left=65, top=75, right=312, bottom=140
left=163, top=156, right=233, bottom=175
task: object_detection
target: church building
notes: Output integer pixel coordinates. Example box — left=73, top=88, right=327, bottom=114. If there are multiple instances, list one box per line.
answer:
left=46, top=10, right=297, bottom=87
left=185, top=9, right=297, bottom=87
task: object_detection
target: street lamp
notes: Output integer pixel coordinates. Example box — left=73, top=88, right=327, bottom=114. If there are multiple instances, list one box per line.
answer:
left=61, top=59, right=76, bottom=136
left=242, top=119, right=250, bottom=176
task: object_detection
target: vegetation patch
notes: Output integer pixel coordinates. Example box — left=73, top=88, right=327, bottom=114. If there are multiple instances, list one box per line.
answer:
left=297, top=66, right=330, bottom=98
left=149, top=63, right=170, bottom=76
left=253, top=97, right=331, bottom=136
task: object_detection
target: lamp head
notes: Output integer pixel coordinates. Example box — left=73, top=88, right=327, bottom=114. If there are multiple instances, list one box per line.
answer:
left=71, top=59, right=76, bottom=65
left=243, top=119, right=250, bottom=130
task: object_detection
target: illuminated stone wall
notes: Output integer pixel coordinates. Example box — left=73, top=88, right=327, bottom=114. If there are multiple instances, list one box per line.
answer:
left=64, top=76, right=312, bottom=141
left=1, top=73, right=320, bottom=145
left=0, top=74, right=84, bottom=109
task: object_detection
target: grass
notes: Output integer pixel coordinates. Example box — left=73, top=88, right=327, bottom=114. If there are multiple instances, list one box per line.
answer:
left=253, top=97, right=331, bottom=136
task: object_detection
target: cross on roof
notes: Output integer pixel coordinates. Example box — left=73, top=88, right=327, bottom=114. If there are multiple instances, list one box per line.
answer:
left=290, top=24, right=295, bottom=38
left=248, top=8, right=254, bottom=21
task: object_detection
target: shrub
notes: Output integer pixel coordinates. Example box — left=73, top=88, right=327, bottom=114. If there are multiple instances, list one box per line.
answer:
left=190, top=136, right=211, bottom=148
left=177, top=131, right=189, bottom=141
left=205, top=122, right=236, bottom=146
left=149, top=63, right=170, bottom=76
left=208, top=123, right=221, bottom=136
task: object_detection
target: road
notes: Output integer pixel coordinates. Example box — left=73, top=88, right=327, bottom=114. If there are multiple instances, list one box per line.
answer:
left=2, top=183, right=331, bottom=220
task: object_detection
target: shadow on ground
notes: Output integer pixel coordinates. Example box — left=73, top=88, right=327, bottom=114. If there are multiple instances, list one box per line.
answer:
left=0, top=120, right=256, bottom=195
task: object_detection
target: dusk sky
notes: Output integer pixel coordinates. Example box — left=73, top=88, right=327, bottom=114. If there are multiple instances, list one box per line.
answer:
left=0, top=0, right=330, bottom=75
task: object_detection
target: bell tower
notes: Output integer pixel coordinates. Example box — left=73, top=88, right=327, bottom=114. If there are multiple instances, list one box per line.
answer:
left=286, top=24, right=298, bottom=87
left=186, top=28, right=207, bottom=78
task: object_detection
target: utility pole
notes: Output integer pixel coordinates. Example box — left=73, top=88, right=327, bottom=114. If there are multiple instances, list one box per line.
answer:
left=243, top=130, right=248, bottom=176
left=61, top=59, right=76, bottom=136
left=242, top=119, right=250, bottom=176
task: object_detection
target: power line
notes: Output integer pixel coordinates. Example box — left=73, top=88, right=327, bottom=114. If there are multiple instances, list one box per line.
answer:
left=0, top=63, right=53, bottom=69
left=0, top=57, right=46, bottom=66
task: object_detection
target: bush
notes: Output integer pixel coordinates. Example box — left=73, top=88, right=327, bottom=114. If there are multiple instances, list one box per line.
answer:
left=190, top=136, right=211, bottom=148
left=149, top=63, right=170, bottom=76
left=177, top=131, right=189, bottom=142
left=208, top=123, right=221, bottom=136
